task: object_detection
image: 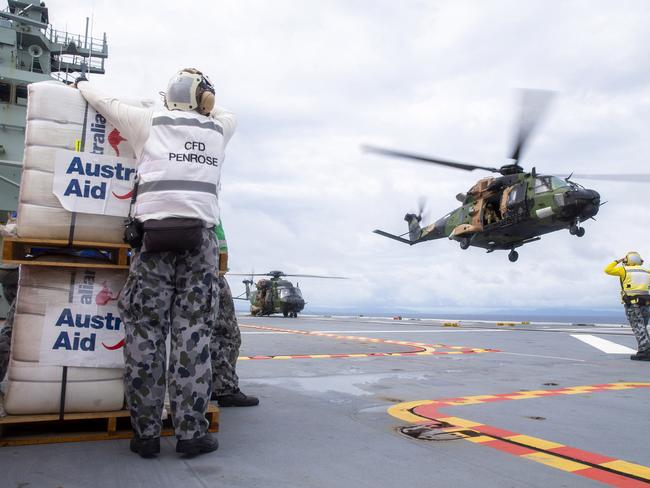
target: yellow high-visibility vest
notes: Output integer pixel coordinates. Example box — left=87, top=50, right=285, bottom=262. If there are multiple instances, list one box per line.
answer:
left=621, top=265, right=650, bottom=296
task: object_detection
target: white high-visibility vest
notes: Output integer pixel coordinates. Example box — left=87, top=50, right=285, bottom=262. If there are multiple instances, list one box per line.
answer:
left=621, top=265, right=650, bottom=296
left=135, top=110, right=225, bottom=225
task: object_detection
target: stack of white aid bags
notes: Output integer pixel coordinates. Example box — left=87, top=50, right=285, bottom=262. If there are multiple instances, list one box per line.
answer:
left=18, top=80, right=141, bottom=243
left=4, top=267, right=127, bottom=414
left=4, top=80, right=147, bottom=414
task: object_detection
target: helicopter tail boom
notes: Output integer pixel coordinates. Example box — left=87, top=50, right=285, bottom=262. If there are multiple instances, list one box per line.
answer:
left=373, top=229, right=416, bottom=245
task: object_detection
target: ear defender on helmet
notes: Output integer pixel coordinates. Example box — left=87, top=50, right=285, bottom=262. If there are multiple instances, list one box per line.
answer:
left=199, top=90, right=215, bottom=115
left=625, top=252, right=643, bottom=266
left=164, top=68, right=216, bottom=115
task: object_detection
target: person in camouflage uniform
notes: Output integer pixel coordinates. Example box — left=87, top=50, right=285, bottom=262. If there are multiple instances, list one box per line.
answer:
left=119, top=229, right=219, bottom=453
left=210, top=222, right=258, bottom=407
left=78, top=68, right=236, bottom=457
left=0, top=267, right=18, bottom=382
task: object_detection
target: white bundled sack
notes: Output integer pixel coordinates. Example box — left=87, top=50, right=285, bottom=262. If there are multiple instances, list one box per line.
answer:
left=17, top=80, right=148, bottom=243
left=5, top=360, right=124, bottom=414
left=4, top=266, right=127, bottom=414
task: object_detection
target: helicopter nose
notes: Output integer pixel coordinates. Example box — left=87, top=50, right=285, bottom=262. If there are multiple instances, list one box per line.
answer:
left=564, top=188, right=600, bottom=218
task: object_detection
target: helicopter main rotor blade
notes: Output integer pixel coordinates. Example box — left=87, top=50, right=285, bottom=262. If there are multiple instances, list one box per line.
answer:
left=281, top=274, right=348, bottom=279
left=510, top=89, right=555, bottom=163
left=559, top=173, right=650, bottom=183
left=362, top=145, right=500, bottom=173
left=229, top=273, right=275, bottom=277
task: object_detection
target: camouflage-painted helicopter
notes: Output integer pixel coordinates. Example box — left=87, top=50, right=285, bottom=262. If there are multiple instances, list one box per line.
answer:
left=232, top=271, right=346, bottom=317
left=365, top=90, right=645, bottom=262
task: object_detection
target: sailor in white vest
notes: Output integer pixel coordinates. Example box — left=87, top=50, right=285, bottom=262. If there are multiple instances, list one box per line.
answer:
left=77, top=68, right=236, bottom=457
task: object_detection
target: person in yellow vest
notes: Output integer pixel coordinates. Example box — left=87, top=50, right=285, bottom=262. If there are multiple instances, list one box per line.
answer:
left=604, top=251, right=650, bottom=361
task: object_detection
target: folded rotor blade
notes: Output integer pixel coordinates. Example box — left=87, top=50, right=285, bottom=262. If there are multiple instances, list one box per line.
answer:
left=362, top=145, right=499, bottom=173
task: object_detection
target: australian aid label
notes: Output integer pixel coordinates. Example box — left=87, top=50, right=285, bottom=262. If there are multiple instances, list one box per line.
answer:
left=39, top=302, right=125, bottom=368
left=53, top=149, right=136, bottom=217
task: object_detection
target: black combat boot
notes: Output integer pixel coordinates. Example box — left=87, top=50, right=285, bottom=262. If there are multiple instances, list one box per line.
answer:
left=129, top=435, right=160, bottom=458
left=630, top=351, right=650, bottom=361
left=211, top=388, right=260, bottom=407
left=176, top=433, right=219, bottom=455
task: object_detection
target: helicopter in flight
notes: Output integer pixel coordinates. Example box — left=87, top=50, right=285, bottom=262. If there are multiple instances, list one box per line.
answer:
left=364, top=90, right=643, bottom=262
left=231, top=271, right=346, bottom=317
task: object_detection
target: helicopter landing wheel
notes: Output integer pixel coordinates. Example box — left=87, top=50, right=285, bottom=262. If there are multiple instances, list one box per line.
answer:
left=508, top=250, right=519, bottom=262
left=459, top=238, right=471, bottom=250
left=575, top=227, right=585, bottom=237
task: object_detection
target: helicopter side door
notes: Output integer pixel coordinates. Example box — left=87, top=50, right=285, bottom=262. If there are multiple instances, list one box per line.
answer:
left=503, top=181, right=528, bottom=220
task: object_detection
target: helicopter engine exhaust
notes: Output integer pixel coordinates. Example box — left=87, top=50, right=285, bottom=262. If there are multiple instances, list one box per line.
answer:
left=404, top=213, right=422, bottom=242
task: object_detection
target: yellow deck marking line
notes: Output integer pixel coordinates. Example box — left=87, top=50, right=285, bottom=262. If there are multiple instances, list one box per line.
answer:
left=388, top=382, right=650, bottom=486
left=238, top=323, right=499, bottom=361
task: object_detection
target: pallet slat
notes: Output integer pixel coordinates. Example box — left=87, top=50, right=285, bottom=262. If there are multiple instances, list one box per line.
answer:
left=2, top=237, right=130, bottom=269
left=0, top=404, right=219, bottom=447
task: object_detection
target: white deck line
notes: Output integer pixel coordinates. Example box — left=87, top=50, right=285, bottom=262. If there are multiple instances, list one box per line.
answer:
left=571, top=334, right=636, bottom=354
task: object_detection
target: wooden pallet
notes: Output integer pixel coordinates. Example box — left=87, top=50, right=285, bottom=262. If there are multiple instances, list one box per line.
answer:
left=0, top=404, right=219, bottom=447
left=2, top=237, right=130, bottom=269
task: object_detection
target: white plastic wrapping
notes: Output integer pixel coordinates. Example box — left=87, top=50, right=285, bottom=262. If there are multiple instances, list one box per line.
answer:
left=4, top=267, right=127, bottom=414
left=17, top=80, right=144, bottom=242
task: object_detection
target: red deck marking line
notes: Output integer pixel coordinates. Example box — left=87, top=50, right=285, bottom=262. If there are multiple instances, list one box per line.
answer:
left=389, top=383, right=650, bottom=486
left=471, top=424, right=521, bottom=439
left=239, top=323, right=499, bottom=360
left=577, top=467, right=650, bottom=488
left=481, top=438, right=538, bottom=456
left=549, top=446, right=617, bottom=465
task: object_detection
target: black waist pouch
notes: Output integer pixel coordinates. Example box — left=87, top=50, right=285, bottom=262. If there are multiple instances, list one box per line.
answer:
left=142, top=218, right=204, bottom=253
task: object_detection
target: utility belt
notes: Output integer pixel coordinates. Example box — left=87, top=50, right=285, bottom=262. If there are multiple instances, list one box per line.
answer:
left=125, top=217, right=208, bottom=253
left=621, top=293, right=650, bottom=306
left=122, top=178, right=213, bottom=253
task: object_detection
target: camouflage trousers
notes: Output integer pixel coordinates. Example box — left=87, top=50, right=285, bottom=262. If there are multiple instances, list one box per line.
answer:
left=118, top=229, right=218, bottom=440
left=624, top=302, right=650, bottom=354
left=211, top=276, right=241, bottom=396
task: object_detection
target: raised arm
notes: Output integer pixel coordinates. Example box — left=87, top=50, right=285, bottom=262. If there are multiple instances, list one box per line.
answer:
left=210, top=106, right=237, bottom=146
left=77, top=80, right=153, bottom=154
left=604, top=260, right=625, bottom=278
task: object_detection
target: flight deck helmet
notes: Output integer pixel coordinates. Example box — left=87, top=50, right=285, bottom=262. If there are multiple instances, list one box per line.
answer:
left=164, top=68, right=215, bottom=115
left=624, top=251, right=643, bottom=266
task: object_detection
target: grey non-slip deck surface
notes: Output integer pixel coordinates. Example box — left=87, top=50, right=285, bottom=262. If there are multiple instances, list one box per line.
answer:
left=2, top=315, right=648, bottom=488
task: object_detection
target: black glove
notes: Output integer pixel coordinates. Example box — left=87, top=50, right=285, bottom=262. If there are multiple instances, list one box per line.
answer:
left=74, top=74, right=88, bottom=87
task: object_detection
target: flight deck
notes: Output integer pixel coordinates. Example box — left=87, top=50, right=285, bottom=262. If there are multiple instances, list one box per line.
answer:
left=1, top=314, right=649, bottom=488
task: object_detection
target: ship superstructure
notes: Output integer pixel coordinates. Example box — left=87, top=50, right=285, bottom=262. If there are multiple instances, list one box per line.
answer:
left=0, top=0, right=107, bottom=314
left=0, top=0, right=107, bottom=211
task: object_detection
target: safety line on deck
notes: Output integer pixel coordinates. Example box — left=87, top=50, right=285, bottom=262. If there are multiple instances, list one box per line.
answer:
left=237, top=324, right=499, bottom=360
left=388, top=382, right=650, bottom=486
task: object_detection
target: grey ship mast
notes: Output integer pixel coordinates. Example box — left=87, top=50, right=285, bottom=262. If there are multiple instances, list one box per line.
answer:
left=0, top=0, right=108, bottom=210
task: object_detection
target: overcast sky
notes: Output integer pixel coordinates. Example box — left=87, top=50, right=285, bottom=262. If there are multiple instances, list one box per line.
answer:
left=49, top=0, right=650, bottom=315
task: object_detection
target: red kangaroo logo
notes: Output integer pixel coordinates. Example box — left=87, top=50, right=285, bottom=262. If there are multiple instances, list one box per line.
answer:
left=95, top=282, right=118, bottom=306
left=108, top=128, right=127, bottom=156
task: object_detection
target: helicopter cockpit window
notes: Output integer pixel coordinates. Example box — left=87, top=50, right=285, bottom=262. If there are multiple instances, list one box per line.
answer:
left=535, top=176, right=569, bottom=194
left=279, top=287, right=301, bottom=298
left=534, top=177, right=552, bottom=194
left=548, top=176, right=570, bottom=190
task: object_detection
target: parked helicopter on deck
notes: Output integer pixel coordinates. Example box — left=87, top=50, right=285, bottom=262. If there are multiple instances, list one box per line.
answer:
left=231, top=271, right=347, bottom=317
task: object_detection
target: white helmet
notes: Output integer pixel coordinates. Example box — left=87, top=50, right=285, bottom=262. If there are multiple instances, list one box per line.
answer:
left=625, top=251, right=643, bottom=266
left=164, top=68, right=215, bottom=115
